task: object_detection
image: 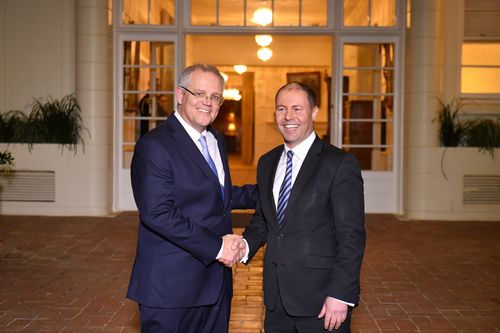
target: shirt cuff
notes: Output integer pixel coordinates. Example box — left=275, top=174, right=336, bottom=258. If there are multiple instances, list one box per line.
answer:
left=215, top=242, right=223, bottom=260
left=240, top=239, right=249, bottom=263
left=331, top=297, right=355, bottom=307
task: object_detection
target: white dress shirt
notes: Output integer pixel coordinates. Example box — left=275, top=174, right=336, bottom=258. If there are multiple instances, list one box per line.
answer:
left=174, top=111, right=225, bottom=186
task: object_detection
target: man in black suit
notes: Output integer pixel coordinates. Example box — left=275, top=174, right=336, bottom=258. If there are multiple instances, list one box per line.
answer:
left=240, top=82, right=366, bottom=332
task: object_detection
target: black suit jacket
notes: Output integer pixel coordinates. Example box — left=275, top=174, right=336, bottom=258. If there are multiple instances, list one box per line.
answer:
left=243, top=136, right=365, bottom=316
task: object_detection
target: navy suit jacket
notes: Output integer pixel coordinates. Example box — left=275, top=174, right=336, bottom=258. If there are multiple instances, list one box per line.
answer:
left=243, top=136, right=365, bottom=316
left=127, top=115, right=257, bottom=308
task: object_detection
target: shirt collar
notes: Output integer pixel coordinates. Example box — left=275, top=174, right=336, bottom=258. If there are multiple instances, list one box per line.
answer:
left=174, top=111, right=208, bottom=142
left=284, top=131, right=316, bottom=161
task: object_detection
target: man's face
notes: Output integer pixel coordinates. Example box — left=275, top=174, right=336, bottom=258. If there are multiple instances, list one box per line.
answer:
left=176, top=70, right=223, bottom=133
left=275, top=88, right=318, bottom=148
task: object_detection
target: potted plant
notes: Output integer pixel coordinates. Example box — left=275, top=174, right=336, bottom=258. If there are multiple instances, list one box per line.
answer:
left=0, top=93, right=88, bottom=152
left=0, top=149, right=14, bottom=173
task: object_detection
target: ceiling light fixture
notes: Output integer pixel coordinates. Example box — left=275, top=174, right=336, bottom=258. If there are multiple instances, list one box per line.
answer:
left=233, top=64, right=248, bottom=75
left=252, top=6, right=273, bottom=26
left=223, top=88, right=242, bottom=101
left=255, top=34, right=273, bottom=47
left=257, top=47, right=273, bottom=62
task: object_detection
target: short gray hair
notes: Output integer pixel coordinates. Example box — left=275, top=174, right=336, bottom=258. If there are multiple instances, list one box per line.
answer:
left=178, top=64, right=225, bottom=90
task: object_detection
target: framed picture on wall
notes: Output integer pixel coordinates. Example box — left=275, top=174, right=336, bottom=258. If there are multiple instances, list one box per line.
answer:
left=286, top=71, right=321, bottom=106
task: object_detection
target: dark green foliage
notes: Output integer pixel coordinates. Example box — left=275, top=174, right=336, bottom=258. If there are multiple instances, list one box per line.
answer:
left=435, top=98, right=500, bottom=158
left=0, top=94, right=88, bottom=152
left=0, top=110, right=28, bottom=142
left=435, top=99, right=468, bottom=147
left=0, top=150, right=14, bottom=166
left=464, top=118, right=500, bottom=157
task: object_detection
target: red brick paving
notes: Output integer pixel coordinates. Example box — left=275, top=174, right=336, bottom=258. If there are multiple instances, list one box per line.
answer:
left=0, top=213, right=499, bottom=332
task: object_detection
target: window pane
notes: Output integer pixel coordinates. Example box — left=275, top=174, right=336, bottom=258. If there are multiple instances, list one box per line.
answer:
left=123, top=0, right=148, bottom=24
left=274, top=0, right=299, bottom=26
left=192, top=0, right=216, bottom=25
left=462, top=43, right=500, bottom=66
left=371, top=0, right=396, bottom=26
left=461, top=67, right=500, bottom=94
left=220, top=0, right=244, bottom=26
left=342, top=97, right=394, bottom=171
left=343, top=69, right=394, bottom=94
left=461, top=43, right=500, bottom=94
left=301, top=0, right=327, bottom=26
left=344, top=44, right=377, bottom=67
left=344, top=0, right=369, bottom=26
left=344, top=0, right=396, bottom=27
left=150, top=0, right=175, bottom=25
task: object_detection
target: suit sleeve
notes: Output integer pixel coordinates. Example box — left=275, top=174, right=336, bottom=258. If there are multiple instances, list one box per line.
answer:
left=131, top=138, right=222, bottom=266
left=231, top=184, right=258, bottom=210
left=241, top=158, right=269, bottom=262
left=328, top=153, right=366, bottom=305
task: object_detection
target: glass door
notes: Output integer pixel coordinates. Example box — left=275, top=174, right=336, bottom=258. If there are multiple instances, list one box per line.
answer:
left=116, top=34, right=177, bottom=210
left=336, top=37, right=401, bottom=213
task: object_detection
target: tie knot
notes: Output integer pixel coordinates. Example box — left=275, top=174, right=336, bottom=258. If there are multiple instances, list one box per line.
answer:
left=199, top=135, right=208, bottom=148
left=287, top=150, right=294, bottom=159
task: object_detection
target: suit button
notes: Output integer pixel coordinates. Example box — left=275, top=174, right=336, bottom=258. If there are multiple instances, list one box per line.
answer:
left=278, top=233, right=284, bottom=240
left=272, top=262, right=277, bottom=267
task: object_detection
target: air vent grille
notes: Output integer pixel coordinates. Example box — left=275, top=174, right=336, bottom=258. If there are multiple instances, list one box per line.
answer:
left=0, top=170, right=55, bottom=202
left=463, top=175, right=500, bottom=205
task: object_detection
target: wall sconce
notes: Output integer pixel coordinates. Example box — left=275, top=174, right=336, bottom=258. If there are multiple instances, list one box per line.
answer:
left=252, top=6, right=273, bottom=26
left=257, top=47, right=273, bottom=62
left=233, top=65, right=248, bottom=75
left=255, top=35, right=273, bottom=47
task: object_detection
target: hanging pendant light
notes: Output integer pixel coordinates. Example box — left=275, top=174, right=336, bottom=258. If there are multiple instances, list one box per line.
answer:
left=255, top=35, right=273, bottom=47
left=252, top=6, right=273, bottom=26
left=257, top=47, right=273, bottom=62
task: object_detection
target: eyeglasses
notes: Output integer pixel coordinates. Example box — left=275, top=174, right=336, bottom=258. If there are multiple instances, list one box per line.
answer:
left=180, top=86, right=224, bottom=105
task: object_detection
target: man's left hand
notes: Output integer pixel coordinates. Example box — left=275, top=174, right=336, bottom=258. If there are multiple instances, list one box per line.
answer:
left=317, top=297, right=348, bottom=331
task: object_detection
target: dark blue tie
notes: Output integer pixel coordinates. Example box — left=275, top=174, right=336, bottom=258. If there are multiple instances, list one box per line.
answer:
left=199, top=135, right=224, bottom=199
left=277, top=150, right=293, bottom=226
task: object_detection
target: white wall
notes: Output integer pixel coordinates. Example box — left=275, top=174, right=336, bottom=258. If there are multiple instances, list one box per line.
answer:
left=0, top=0, right=75, bottom=113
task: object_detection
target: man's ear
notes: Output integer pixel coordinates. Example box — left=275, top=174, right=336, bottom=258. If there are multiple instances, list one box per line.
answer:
left=175, top=87, right=184, bottom=105
left=311, top=106, right=319, bottom=121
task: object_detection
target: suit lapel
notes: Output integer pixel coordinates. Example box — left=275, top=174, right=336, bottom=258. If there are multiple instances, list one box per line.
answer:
left=281, top=137, right=323, bottom=229
left=168, top=116, right=222, bottom=190
left=264, top=146, right=284, bottom=229
left=209, top=127, right=230, bottom=206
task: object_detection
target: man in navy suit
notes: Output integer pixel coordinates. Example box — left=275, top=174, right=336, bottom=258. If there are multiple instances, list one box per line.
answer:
left=240, top=82, right=366, bottom=332
left=127, top=64, right=257, bottom=332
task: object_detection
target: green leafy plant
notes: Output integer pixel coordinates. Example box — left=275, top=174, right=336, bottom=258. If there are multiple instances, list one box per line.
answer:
left=434, top=98, right=469, bottom=147
left=0, top=149, right=15, bottom=173
left=464, top=118, right=500, bottom=157
left=435, top=98, right=500, bottom=179
left=0, top=94, right=88, bottom=152
left=0, top=110, right=28, bottom=142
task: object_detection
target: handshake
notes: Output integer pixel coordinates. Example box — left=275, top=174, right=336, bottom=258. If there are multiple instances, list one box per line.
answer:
left=218, top=234, right=247, bottom=267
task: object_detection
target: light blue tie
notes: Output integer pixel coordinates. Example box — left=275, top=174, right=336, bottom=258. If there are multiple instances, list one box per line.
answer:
left=277, top=150, right=293, bottom=226
left=199, top=135, right=224, bottom=199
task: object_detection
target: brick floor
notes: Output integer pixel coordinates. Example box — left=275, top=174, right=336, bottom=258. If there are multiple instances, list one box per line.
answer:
left=0, top=213, right=499, bottom=332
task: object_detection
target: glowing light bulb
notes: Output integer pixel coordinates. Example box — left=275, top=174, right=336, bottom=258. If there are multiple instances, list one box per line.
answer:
left=252, top=7, right=273, bottom=26
left=257, top=47, right=273, bottom=62
left=255, top=35, right=273, bottom=47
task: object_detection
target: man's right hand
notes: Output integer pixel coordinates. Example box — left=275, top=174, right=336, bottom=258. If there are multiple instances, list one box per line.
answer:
left=219, top=234, right=245, bottom=267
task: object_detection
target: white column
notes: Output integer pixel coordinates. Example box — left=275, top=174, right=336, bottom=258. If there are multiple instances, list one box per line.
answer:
left=75, top=0, right=113, bottom=215
left=404, top=0, right=444, bottom=218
